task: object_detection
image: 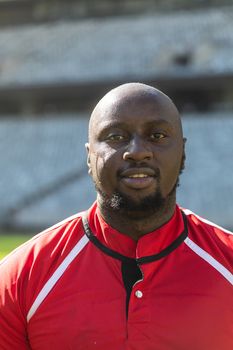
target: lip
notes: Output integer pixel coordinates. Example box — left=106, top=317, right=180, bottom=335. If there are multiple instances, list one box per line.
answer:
left=120, top=167, right=156, bottom=178
left=120, top=167, right=157, bottom=190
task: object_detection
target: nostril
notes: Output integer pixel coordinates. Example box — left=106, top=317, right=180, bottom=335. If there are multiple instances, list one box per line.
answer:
left=123, top=150, right=152, bottom=161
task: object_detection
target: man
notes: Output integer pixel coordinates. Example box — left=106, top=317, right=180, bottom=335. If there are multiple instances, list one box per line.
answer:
left=0, top=83, right=232, bottom=350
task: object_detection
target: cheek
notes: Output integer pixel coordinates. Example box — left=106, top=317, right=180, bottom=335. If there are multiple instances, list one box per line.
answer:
left=89, top=154, right=104, bottom=182
left=169, top=154, right=183, bottom=174
left=95, top=155, right=106, bottom=183
left=160, top=150, right=183, bottom=189
left=90, top=148, right=117, bottom=184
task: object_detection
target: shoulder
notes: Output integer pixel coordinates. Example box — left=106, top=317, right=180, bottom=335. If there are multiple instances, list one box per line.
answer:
left=180, top=207, right=233, bottom=283
left=0, top=211, right=88, bottom=294
left=0, top=210, right=89, bottom=316
left=182, top=208, right=232, bottom=244
left=0, top=211, right=86, bottom=268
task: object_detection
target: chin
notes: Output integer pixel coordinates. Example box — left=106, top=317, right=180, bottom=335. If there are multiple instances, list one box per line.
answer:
left=96, top=178, right=178, bottom=215
left=101, top=189, right=166, bottom=214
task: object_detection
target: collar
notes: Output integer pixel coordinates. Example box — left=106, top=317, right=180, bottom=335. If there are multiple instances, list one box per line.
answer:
left=82, top=202, right=188, bottom=264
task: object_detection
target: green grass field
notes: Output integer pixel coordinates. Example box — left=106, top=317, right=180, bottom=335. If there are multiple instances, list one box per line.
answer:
left=0, top=233, right=33, bottom=260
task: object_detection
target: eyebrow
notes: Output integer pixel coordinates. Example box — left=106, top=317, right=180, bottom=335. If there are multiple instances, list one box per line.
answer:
left=98, top=119, right=174, bottom=132
left=99, top=119, right=174, bottom=135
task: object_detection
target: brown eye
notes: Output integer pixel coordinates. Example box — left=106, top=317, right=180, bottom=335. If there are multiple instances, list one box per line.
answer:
left=150, top=133, right=166, bottom=140
left=107, top=134, right=125, bottom=141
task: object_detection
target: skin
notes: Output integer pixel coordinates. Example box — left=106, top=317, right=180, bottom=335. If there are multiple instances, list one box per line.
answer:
left=86, top=83, right=186, bottom=240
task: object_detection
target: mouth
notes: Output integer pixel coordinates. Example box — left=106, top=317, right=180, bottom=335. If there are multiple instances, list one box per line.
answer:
left=120, top=168, right=158, bottom=190
left=127, top=174, right=150, bottom=178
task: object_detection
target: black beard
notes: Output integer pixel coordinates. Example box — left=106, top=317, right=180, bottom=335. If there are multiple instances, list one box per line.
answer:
left=96, top=178, right=178, bottom=220
left=95, top=152, right=185, bottom=219
left=98, top=189, right=166, bottom=219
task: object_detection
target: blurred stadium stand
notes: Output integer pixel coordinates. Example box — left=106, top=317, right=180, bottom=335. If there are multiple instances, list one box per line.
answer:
left=0, top=1, right=232, bottom=231
left=1, top=6, right=233, bottom=114
left=0, top=0, right=233, bottom=26
left=0, top=114, right=232, bottom=231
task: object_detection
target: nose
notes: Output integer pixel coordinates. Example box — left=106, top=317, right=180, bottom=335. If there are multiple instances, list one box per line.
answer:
left=123, top=136, right=153, bottom=162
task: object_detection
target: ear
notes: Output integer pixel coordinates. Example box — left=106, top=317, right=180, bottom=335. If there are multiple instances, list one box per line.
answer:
left=85, top=142, right=92, bottom=175
left=183, top=137, right=187, bottom=153
left=181, top=137, right=187, bottom=172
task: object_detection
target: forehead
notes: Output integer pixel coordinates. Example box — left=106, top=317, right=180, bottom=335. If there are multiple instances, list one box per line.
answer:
left=89, top=92, right=181, bottom=136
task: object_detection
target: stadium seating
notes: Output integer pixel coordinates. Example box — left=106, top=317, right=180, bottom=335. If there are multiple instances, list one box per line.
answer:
left=0, top=113, right=232, bottom=231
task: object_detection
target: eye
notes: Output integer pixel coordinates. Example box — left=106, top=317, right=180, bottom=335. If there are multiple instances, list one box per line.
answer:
left=150, top=132, right=166, bottom=140
left=106, top=134, right=125, bottom=142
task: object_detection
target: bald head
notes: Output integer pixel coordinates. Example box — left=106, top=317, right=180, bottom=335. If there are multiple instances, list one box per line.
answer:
left=88, top=83, right=182, bottom=140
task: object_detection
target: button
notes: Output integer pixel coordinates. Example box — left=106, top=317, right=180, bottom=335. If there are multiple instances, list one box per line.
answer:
left=135, top=290, right=143, bottom=298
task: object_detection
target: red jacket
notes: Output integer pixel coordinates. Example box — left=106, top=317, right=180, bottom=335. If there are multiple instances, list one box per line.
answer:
left=0, top=202, right=232, bottom=350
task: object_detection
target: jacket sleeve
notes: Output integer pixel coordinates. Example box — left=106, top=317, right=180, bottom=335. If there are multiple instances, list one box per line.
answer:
left=0, top=256, right=31, bottom=350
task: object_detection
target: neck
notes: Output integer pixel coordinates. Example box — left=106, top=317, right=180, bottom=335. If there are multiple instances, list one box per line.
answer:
left=97, top=196, right=176, bottom=241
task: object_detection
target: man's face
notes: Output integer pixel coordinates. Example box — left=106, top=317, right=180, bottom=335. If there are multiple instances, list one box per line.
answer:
left=86, top=88, right=185, bottom=216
